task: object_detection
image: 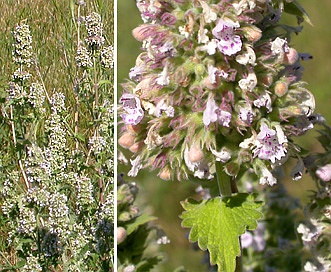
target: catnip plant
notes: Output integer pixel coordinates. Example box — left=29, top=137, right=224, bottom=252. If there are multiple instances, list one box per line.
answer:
left=118, top=0, right=329, bottom=271
left=0, top=2, right=114, bottom=271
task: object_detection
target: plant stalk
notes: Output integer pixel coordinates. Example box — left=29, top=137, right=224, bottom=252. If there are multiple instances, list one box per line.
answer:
left=215, top=160, right=243, bottom=272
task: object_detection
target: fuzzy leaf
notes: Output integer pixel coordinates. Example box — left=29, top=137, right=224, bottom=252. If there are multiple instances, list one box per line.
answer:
left=125, top=213, right=157, bottom=235
left=180, top=193, right=263, bottom=272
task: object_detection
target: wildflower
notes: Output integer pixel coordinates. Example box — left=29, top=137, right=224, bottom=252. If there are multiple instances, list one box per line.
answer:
left=271, top=37, right=289, bottom=55
left=28, top=82, right=45, bottom=110
left=316, top=164, right=331, bottom=182
left=212, top=19, right=242, bottom=56
left=259, top=165, right=277, bottom=186
left=238, top=105, right=254, bottom=125
left=240, top=123, right=287, bottom=164
left=100, top=45, right=114, bottom=68
left=156, top=65, right=170, bottom=86
left=128, top=156, right=143, bottom=177
left=255, top=123, right=287, bottom=163
left=120, top=94, right=144, bottom=125
left=253, top=92, right=272, bottom=112
left=154, top=99, right=175, bottom=118
left=236, top=45, right=256, bottom=65
left=241, top=223, right=265, bottom=251
left=233, top=0, right=256, bottom=15
left=210, top=147, right=231, bottom=163
left=297, top=220, right=323, bottom=246
left=238, top=71, right=257, bottom=92
left=85, top=12, right=105, bottom=49
left=203, top=96, right=231, bottom=127
left=75, top=46, right=93, bottom=68
left=12, top=24, right=33, bottom=67
left=200, top=0, right=217, bottom=23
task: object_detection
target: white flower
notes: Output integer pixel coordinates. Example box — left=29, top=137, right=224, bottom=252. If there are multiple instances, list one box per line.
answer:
left=203, top=39, right=218, bottom=55
left=199, top=0, right=217, bottom=23
left=238, top=71, right=257, bottom=92
left=236, top=45, right=256, bottom=65
left=233, top=0, right=256, bottom=15
left=316, top=164, right=331, bottom=182
left=253, top=92, right=272, bottom=112
left=239, top=105, right=254, bottom=125
left=144, top=123, right=163, bottom=149
left=154, top=99, right=174, bottom=117
left=156, top=65, right=170, bottom=86
left=184, top=146, right=213, bottom=179
left=179, top=25, right=190, bottom=38
left=259, top=166, right=277, bottom=186
left=210, top=147, right=231, bottom=163
left=198, top=28, right=209, bottom=44
left=271, top=37, right=289, bottom=55
left=203, top=95, right=218, bottom=126
left=128, top=156, right=143, bottom=177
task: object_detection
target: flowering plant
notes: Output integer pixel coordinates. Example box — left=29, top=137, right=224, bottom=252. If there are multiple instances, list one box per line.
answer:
left=0, top=2, right=114, bottom=271
left=119, top=0, right=329, bottom=271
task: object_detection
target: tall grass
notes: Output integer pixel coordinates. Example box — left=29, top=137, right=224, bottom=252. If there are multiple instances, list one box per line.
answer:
left=0, top=1, right=114, bottom=271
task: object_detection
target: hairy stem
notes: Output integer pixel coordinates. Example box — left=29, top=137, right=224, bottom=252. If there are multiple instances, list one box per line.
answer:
left=10, top=105, right=29, bottom=190
left=215, top=161, right=242, bottom=272
left=215, top=161, right=232, bottom=196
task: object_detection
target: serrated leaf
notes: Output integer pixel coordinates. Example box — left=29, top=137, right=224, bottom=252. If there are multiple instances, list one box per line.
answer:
left=125, top=213, right=157, bottom=235
left=284, top=0, right=313, bottom=26
left=180, top=193, right=263, bottom=272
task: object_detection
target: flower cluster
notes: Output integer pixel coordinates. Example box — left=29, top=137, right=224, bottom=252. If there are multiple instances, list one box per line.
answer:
left=119, top=0, right=315, bottom=185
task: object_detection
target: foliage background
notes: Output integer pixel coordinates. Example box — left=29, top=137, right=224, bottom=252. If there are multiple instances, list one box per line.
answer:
left=118, top=1, right=331, bottom=271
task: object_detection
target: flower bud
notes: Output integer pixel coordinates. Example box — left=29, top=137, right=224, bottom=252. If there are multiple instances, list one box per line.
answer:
left=117, top=227, right=127, bottom=244
left=158, top=166, right=171, bottom=180
left=284, top=48, right=299, bottom=65
left=241, top=26, right=262, bottom=43
left=126, top=124, right=141, bottom=134
left=188, top=145, right=204, bottom=163
left=260, top=74, right=273, bottom=87
left=132, top=24, right=155, bottom=42
left=129, top=142, right=144, bottom=153
left=274, top=81, right=288, bottom=97
left=119, top=132, right=135, bottom=149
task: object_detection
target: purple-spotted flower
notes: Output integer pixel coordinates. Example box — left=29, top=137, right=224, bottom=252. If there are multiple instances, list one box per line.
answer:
left=212, top=19, right=242, bottom=56
left=240, top=123, right=287, bottom=164
left=119, top=94, right=144, bottom=125
left=203, top=96, right=231, bottom=127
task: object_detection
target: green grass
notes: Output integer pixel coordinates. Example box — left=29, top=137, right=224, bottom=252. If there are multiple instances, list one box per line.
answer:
left=0, top=0, right=114, bottom=269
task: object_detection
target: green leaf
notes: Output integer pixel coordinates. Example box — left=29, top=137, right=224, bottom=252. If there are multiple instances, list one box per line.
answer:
left=98, top=80, right=112, bottom=86
left=125, top=213, right=157, bottom=235
left=284, top=0, right=313, bottom=26
left=135, top=256, right=163, bottom=272
left=180, top=193, right=263, bottom=272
